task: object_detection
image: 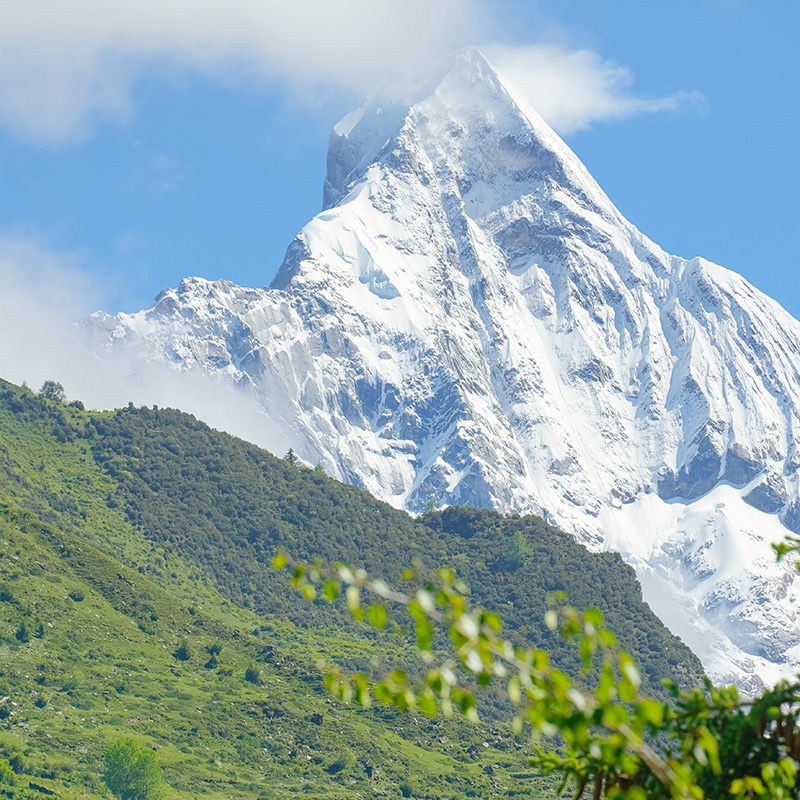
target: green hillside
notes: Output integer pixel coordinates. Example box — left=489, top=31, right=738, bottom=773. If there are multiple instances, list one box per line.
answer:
left=1, top=503, right=546, bottom=799
left=0, top=378, right=706, bottom=797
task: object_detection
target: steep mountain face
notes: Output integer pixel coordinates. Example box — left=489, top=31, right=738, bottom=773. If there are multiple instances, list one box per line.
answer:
left=83, top=48, right=800, bottom=692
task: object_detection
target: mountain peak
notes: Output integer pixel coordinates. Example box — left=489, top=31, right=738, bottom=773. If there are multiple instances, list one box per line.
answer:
left=431, top=46, right=505, bottom=90
left=319, top=46, right=610, bottom=226
left=321, top=47, right=524, bottom=211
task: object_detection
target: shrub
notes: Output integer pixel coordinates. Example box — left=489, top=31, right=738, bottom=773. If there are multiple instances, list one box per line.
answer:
left=0, top=758, right=18, bottom=785
left=8, top=753, right=26, bottom=774
left=244, top=664, right=261, bottom=685
left=173, top=642, right=190, bottom=662
left=104, top=738, right=163, bottom=800
left=14, top=621, right=30, bottom=643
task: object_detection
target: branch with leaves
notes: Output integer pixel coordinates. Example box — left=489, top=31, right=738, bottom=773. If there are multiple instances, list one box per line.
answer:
left=272, top=552, right=800, bottom=799
left=773, top=533, right=800, bottom=569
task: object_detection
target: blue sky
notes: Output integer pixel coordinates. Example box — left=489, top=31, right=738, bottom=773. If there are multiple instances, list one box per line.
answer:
left=0, top=1, right=797, bottom=334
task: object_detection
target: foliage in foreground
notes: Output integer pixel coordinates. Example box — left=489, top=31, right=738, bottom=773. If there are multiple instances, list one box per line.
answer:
left=276, top=553, right=800, bottom=799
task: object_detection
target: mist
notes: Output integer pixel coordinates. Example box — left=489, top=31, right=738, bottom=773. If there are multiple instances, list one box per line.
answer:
left=0, top=237, right=292, bottom=458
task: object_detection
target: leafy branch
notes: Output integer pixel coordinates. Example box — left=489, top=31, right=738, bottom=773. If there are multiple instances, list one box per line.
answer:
left=273, top=551, right=747, bottom=799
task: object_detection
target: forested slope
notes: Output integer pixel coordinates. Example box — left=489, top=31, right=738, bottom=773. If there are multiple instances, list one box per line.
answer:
left=0, top=378, right=705, bottom=797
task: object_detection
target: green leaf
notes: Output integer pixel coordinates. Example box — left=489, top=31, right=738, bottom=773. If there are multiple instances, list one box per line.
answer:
left=533, top=649, right=549, bottom=670
left=634, top=699, right=664, bottom=727
left=454, top=688, right=477, bottom=721
left=390, top=670, right=407, bottom=687
left=584, top=608, right=603, bottom=627
left=618, top=678, right=636, bottom=703
left=418, top=690, right=437, bottom=718
left=426, top=670, right=444, bottom=694
left=408, top=600, right=425, bottom=622
left=599, top=629, right=617, bottom=647
left=367, top=604, right=387, bottom=629
left=416, top=619, right=432, bottom=652
left=602, top=705, right=629, bottom=730
left=322, top=579, right=340, bottom=603
left=272, top=552, right=287, bottom=570
left=697, top=726, right=721, bottom=775
left=481, top=610, right=502, bottom=632
left=374, top=682, right=390, bottom=703
left=301, top=583, right=316, bottom=601
left=579, top=637, right=593, bottom=670
left=394, top=689, right=412, bottom=712
left=346, top=586, right=360, bottom=612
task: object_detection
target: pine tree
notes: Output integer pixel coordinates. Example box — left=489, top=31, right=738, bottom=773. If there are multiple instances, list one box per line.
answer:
left=284, top=448, right=298, bottom=466
left=174, top=641, right=190, bottom=661
left=14, top=620, right=30, bottom=643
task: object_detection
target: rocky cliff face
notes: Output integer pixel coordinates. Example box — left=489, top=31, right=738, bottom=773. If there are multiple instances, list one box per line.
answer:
left=83, top=48, right=800, bottom=692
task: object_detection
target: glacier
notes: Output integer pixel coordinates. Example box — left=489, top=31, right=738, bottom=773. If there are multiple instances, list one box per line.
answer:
left=82, top=48, right=800, bottom=692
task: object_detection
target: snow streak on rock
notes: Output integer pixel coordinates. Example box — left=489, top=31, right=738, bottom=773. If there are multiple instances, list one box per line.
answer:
left=84, top=48, right=800, bottom=692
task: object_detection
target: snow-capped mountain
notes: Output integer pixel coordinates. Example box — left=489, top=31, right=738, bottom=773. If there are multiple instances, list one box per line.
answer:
left=83, top=48, right=800, bottom=692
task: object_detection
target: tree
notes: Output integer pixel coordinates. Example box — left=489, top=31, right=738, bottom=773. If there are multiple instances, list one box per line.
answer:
left=104, top=738, right=163, bottom=800
left=14, top=620, right=30, bottom=643
left=274, top=551, right=800, bottom=799
left=174, top=641, right=191, bottom=661
left=503, top=529, right=533, bottom=567
left=0, top=758, right=17, bottom=786
left=37, top=380, right=66, bottom=404
left=284, top=448, right=299, bottom=467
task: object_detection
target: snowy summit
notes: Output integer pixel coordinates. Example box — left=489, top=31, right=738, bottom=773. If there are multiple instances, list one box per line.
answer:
left=84, top=48, right=800, bottom=692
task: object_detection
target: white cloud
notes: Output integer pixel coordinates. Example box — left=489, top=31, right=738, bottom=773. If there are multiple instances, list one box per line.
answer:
left=483, top=43, right=704, bottom=134
left=0, top=3, right=701, bottom=142
left=0, top=238, right=101, bottom=384
left=0, top=236, right=292, bottom=457
left=0, top=0, right=489, bottom=141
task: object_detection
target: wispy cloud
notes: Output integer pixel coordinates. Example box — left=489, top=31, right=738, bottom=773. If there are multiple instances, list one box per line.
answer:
left=0, top=0, right=489, bottom=141
left=484, top=43, right=704, bottom=134
left=0, top=236, right=292, bottom=457
left=0, top=3, right=702, bottom=142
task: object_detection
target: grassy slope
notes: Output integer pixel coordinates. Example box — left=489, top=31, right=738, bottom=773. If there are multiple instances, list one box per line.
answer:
left=0, top=505, right=545, bottom=800
left=0, top=378, right=705, bottom=798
